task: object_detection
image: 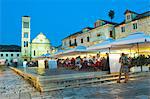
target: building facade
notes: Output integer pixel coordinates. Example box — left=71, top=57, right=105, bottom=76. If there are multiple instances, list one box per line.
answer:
left=62, top=20, right=116, bottom=49
left=21, top=16, right=31, bottom=60
left=0, top=45, right=21, bottom=65
left=115, top=10, right=150, bottom=39
left=31, top=33, right=50, bottom=57
left=61, top=10, right=150, bottom=49
left=21, top=16, right=51, bottom=61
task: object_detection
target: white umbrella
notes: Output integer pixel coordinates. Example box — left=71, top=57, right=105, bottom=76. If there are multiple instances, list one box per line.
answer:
left=87, top=38, right=114, bottom=50
left=112, top=32, right=150, bottom=45
left=112, top=32, right=150, bottom=54
left=63, top=46, right=87, bottom=54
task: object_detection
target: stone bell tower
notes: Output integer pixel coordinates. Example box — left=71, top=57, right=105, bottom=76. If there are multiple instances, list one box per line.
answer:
left=21, top=16, right=31, bottom=61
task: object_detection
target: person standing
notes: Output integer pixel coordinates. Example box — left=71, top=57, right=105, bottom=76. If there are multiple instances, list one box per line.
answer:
left=117, top=53, right=129, bottom=83
left=106, top=53, right=110, bottom=74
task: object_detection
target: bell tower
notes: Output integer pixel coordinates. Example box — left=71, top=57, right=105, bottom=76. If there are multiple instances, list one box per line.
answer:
left=21, top=16, right=31, bottom=61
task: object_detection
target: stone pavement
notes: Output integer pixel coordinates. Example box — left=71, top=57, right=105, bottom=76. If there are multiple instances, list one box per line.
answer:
left=0, top=67, right=41, bottom=99
left=0, top=67, right=150, bottom=99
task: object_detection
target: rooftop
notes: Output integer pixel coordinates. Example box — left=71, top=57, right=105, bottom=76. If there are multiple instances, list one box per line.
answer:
left=116, top=10, right=150, bottom=26
left=124, top=9, right=139, bottom=15
left=0, top=45, right=21, bottom=52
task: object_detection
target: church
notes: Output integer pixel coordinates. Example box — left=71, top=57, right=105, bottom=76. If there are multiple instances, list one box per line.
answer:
left=21, top=16, right=51, bottom=61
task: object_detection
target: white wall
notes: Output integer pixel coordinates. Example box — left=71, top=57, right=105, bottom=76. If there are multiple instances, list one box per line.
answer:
left=0, top=52, right=21, bottom=66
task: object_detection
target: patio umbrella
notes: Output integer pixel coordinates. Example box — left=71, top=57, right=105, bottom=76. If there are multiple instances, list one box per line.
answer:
left=87, top=38, right=114, bottom=53
left=112, top=32, right=150, bottom=54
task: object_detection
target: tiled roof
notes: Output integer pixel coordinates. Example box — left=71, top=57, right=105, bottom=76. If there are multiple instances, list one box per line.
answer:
left=124, top=9, right=139, bottom=14
left=98, top=19, right=118, bottom=25
left=83, top=27, right=94, bottom=30
left=63, top=22, right=117, bottom=40
left=133, top=11, right=150, bottom=20
left=62, top=31, right=82, bottom=40
left=115, top=11, right=150, bottom=27
left=23, top=16, right=30, bottom=17
left=0, top=45, right=21, bottom=52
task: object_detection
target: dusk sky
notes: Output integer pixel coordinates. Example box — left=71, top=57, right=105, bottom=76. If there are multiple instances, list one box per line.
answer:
left=0, top=0, right=149, bottom=47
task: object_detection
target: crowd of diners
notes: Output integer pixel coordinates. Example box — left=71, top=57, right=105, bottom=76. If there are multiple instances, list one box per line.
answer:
left=57, top=53, right=110, bottom=72
left=57, top=53, right=150, bottom=72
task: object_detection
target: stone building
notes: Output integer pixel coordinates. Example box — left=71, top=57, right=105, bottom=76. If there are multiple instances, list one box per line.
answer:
left=61, top=10, right=150, bottom=50
left=0, top=45, right=21, bottom=65
left=115, top=10, right=150, bottom=39
left=21, top=16, right=51, bottom=61
left=31, top=33, right=50, bottom=58
left=62, top=20, right=117, bottom=49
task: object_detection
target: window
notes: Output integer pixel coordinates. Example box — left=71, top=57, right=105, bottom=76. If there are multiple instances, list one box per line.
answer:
left=110, top=31, right=113, bottom=37
left=11, top=54, right=13, bottom=57
left=34, top=50, right=36, bottom=56
left=87, top=37, right=90, bottom=42
left=81, top=38, right=83, bottom=43
left=126, top=15, right=130, bottom=20
left=24, top=41, right=28, bottom=47
left=97, top=34, right=101, bottom=37
left=1, top=54, right=3, bottom=57
left=74, top=39, right=76, bottom=43
left=24, top=32, right=28, bottom=38
left=23, top=22, right=29, bottom=28
left=121, top=26, right=125, bottom=32
left=17, top=54, right=19, bottom=57
left=69, top=40, right=71, bottom=46
left=74, top=39, right=77, bottom=45
left=133, top=23, right=137, bottom=29
left=6, top=54, right=8, bottom=57
left=27, top=41, right=28, bottom=47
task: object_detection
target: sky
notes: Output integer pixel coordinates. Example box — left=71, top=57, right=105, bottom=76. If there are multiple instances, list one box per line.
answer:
left=0, top=0, right=149, bottom=47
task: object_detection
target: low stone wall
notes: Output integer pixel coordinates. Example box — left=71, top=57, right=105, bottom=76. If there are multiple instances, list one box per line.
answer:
left=10, top=67, right=42, bottom=92
left=10, top=67, right=150, bottom=92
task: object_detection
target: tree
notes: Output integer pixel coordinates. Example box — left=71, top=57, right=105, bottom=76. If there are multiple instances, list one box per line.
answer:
left=108, top=10, right=115, bottom=22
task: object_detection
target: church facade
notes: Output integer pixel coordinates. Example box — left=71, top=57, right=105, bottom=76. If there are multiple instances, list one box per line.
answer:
left=21, top=16, right=51, bottom=61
